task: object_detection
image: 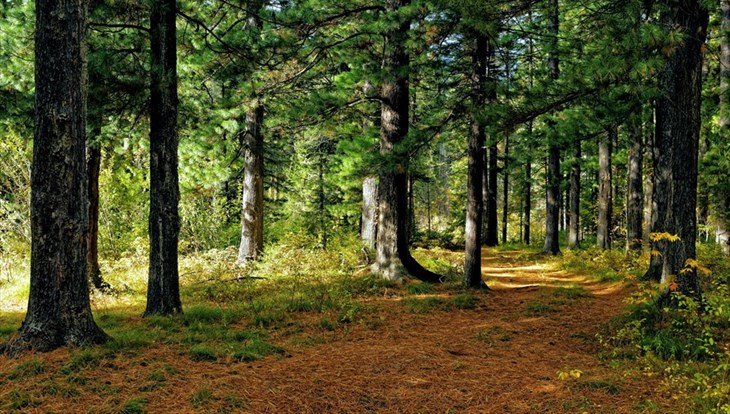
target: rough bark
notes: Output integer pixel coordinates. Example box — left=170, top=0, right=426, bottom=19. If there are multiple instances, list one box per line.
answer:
left=4, top=0, right=108, bottom=355
left=626, top=113, right=644, bottom=252
left=237, top=103, right=265, bottom=262
left=464, top=33, right=487, bottom=288
left=373, top=0, right=441, bottom=283
left=597, top=128, right=613, bottom=250
left=543, top=0, right=561, bottom=255
left=645, top=101, right=664, bottom=281
left=361, top=176, right=378, bottom=249
left=654, top=0, right=708, bottom=300
left=485, top=42, right=499, bottom=247
left=145, top=0, right=182, bottom=316
left=567, top=141, right=581, bottom=248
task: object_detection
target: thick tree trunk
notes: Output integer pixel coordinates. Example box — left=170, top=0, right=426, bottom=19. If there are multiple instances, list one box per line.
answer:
left=543, top=0, right=561, bottom=255
left=361, top=176, right=378, bottom=249
left=464, top=33, right=487, bottom=288
left=145, top=0, right=182, bottom=316
left=568, top=141, right=581, bottom=248
left=237, top=104, right=265, bottom=262
left=4, top=0, right=108, bottom=355
left=374, top=0, right=441, bottom=283
left=597, top=128, right=613, bottom=250
left=654, top=1, right=708, bottom=300
left=626, top=113, right=644, bottom=252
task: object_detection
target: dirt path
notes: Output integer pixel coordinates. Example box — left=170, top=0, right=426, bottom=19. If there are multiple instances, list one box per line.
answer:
left=160, top=249, right=670, bottom=413
left=1, top=249, right=673, bottom=413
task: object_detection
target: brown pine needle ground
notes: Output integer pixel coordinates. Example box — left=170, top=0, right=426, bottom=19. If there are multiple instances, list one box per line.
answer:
left=0, top=248, right=674, bottom=413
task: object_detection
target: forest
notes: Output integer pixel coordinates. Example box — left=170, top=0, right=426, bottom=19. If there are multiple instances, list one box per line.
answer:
left=1, top=0, right=729, bottom=412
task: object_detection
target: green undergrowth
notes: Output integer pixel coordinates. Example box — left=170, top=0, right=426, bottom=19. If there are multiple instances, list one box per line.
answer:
left=597, top=244, right=730, bottom=413
left=557, top=246, right=638, bottom=283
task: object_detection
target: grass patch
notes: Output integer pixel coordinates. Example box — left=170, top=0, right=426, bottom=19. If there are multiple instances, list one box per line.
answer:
left=233, top=339, right=285, bottom=362
left=451, top=293, right=478, bottom=309
left=8, top=358, right=45, bottom=380
left=190, top=387, right=213, bottom=407
left=551, top=286, right=592, bottom=300
left=189, top=345, right=218, bottom=362
left=403, top=297, right=446, bottom=313
left=524, top=302, right=557, bottom=315
left=61, top=350, right=101, bottom=374
left=406, top=282, right=436, bottom=295
left=119, top=397, right=147, bottom=414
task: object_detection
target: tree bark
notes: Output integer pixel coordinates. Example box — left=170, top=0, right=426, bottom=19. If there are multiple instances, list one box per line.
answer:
left=597, top=128, right=613, bottom=250
left=373, top=0, right=441, bottom=283
left=464, top=32, right=487, bottom=288
left=502, top=134, right=509, bottom=244
left=654, top=0, right=708, bottom=300
left=361, top=176, right=378, bottom=249
left=567, top=141, right=581, bottom=248
left=145, top=0, right=182, bottom=316
left=237, top=103, right=265, bottom=262
left=626, top=112, right=644, bottom=252
left=718, top=0, right=730, bottom=253
left=4, top=0, right=108, bottom=355
left=87, top=133, right=106, bottom=290
left=543, top=0, right=561, bottom=255
left=485, top=41, right=499, bottom=247
left=524, top=123, right=532, bottom=245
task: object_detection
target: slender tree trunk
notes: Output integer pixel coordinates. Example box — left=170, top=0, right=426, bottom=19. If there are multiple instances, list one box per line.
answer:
left=464, top=32, right=487, bottom=288
left=374, top=0, right=441, bottom=283
left=4, top=0, right=108, bottom=355
left=543, top=0, right=561, bottom=255
left=502, top=135, right=509, bottom=244
left=626, top=112, right=644, bottom=252
left=87, top=132, right=106, bottom=291
left=654, top=0, right=708, bottom=300
left=237, top=103, right=265, bottom=262
left=718, top=0, right=730, bottom=253
left=145, top=0, right=182, bottom=316
left=645, top=101, right=664, bottom=281
left=361, top=176, right=378, bottom=248
left=597, top=128, right=613, bottom=250
left=568, top=141, right=581, bottom=248
left=524, top=124, right=532, bottom=245
left=485, top=41, right=499, bottom=247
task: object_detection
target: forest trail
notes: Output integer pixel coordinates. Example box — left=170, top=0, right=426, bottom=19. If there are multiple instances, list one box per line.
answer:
left=158, top=249, right=670, bottom=413
left=0, top=249, right=672, bottom=414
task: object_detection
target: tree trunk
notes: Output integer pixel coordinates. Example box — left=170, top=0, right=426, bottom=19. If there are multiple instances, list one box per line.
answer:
left=524, top=123, right=532, bottom=245
left=145, top=0, right=182, bottom=316
left=543, top=0, right=561, bottom=255
left=654, top=0, right=708, bottom=300
left=4, top=0, right=108, bottom=355
left=361, top=176, right=378, bottom=249
left=568, top=141, right=581, bottom=248
left=373, top=0, right=441, bottom=283
left=597, top=128, right=613, bottom=250
left=237, top=103, right=265, bottom=262
left=485, top=41, right=499, bottom=247
left=645, top=101, right=664, bottom=281
left=464, top=32, right=487, bottom=288
left=718, top=0, right=730, bottom=253
left=502, top=135, right=509, bottom=244
left=626, top=112, right=644, bottom=252
left=87, top=135, right=106, bottom=291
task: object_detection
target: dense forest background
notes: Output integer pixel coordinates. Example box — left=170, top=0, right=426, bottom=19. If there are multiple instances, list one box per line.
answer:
left=1, top=0, right=730, bottom=411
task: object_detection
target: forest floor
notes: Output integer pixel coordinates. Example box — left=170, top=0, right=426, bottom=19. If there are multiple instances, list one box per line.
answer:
left=0, top=248, right=675, bottom=413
